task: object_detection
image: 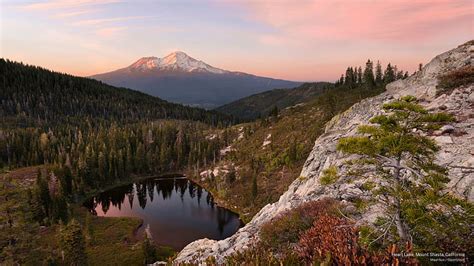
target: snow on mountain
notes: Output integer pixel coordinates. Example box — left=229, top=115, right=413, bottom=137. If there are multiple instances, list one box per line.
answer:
left=90, top=52, right=302, bottom=108
left=128, top=51, right=227, bottom=74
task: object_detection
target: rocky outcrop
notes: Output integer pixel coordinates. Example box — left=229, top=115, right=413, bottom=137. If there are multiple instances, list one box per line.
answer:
left=173, top=41, right=473, bottom=264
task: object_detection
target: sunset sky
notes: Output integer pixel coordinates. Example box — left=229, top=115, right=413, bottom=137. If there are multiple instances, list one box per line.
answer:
left=1, top=0, right=472, bottom=81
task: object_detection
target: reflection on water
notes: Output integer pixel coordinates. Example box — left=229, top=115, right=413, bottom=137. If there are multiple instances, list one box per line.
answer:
left=83, top=177, right=241, bottom=250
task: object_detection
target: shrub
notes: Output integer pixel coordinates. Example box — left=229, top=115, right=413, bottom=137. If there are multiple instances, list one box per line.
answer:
left=353, top=197, right=369, bottom=211
left=437, top=66, right=474, bottom=95
left=320, top=166, right=339, bottom=185
left=361, top=181, right=376, bottom=191
left=156, top=246, right=175, bottom=261
left=402, top=194, right=474, bottom=259
left=259, top=198, right=338, bottom=253
left=296, top=214, right=418, bottom=265
left=225, top=246, right=300, bottom=266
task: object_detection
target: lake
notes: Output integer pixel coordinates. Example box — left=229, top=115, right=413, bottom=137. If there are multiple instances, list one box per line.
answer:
left=83, top=176, right=242, bottom=250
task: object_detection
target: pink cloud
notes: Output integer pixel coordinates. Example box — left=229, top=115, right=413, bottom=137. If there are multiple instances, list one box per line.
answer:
left=53, top=9, right=98, bottom=18
left=71, top=16, right=153, bottom=26
left=95, top=26, right=127, bottom=37
left=234, top=0, right=473, bottom=43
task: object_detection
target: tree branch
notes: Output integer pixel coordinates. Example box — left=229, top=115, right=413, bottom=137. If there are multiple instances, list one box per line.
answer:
left=369, top=215, right=395, bottom=246
left=399, top=164, right=422, bottom=178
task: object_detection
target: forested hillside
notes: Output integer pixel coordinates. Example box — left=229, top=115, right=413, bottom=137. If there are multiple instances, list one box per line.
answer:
left=0, top=59, right=236, bottom=264
left=0, top=57, right=417, bottom=264
left=215, top=82, right=332, bottom=120
left=0, top=58, right=238, bottom=198
left=0, top=59, right=235, bottom=128
left=192, top=59, right=410, bottom=222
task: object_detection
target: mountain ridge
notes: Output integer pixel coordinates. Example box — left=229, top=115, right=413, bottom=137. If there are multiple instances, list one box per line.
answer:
left=90, top=52, right=302, bottom=108
left=126, top=51, right=228, bottom=74
left=215, top=82, right=333, bottom=120
left=0, top=58, right=235, bottom=127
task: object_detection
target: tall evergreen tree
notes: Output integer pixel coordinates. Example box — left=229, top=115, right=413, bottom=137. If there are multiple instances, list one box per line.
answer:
left=60, top=219, right=87, bottom=265
left=142, top=235, right=157, bottom=264
left=363, top=59, right=375, bottom=88
left=375, top=60, right=383, bottom=85
left=384, top=63, right=396, bottom=84
left=357, top=66, right=363, bottom=84
left=36, top=171, right=51, bottom=220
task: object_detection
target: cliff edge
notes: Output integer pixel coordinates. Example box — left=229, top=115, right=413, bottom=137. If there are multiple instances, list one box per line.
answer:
left=173, top=41, right=474, bottom=264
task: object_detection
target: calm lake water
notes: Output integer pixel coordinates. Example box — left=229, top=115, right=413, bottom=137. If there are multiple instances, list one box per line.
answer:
left=83, top=177, right=242, bottom=250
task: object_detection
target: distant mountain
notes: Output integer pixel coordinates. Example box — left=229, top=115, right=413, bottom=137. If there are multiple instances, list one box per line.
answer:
left=90, top=51, right=302, bottom=108
left=0, top=59, right=235, bottom=127
left=215, top=82, right=333, bottom=120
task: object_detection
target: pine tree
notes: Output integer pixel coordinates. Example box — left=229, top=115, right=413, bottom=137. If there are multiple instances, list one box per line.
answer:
left=60, top=219, right=87, bottom=265
left=36, top=171, right=51, bottom=219
left=396, top=70, right=404, bottom=80
left=60, top=167, right=73, bottom=195
left=31, top=187, right=47, bottom=224
left=97, top=151, right=106, bottom=180
left=337, top=96, right=456, bottom=243
left=384, top=63, right=396, bottom=84
left=357, top=66, right=363, bottom=85
left=375, top=60, right=383, bottom=85
left=251, top=174, right=258, bottom=201
left=269, top=106, right=279, bottom=118
left=51, top=194, right=68, bottom=223
left=345, top=67, right=355, bottom=88
left=288, top=138, right=298, bottom=163
left=142, top=235, right=157, bottom=264
left=363, top=59, right=375, bottom=88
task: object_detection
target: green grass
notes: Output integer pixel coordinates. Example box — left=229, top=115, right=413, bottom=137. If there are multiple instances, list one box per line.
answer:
left=320, top=166, right=339, bottom=185
left=73, top=207, right=145, bottom=266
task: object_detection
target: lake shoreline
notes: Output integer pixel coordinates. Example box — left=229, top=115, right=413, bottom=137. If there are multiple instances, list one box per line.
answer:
left=84, top=174, right=242, bottom=251
left=73, top=171, right=184, bottom=205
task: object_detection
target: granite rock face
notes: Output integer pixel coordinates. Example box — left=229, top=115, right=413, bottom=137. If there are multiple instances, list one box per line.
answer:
left=172, top=41, right=473, bottom=264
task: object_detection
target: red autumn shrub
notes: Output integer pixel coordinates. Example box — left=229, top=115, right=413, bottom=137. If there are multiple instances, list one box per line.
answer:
left=437, top=66, right=474, bottom=95
left=259, top=198, right=338, bottom=252
left=297, top=214, right=418, bottom=265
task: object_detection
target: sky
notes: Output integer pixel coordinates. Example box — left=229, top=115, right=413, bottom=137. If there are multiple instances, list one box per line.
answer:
left=0, top=0, right=472, bottom=81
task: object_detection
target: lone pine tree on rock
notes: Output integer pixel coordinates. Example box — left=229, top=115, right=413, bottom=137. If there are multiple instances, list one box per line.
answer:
left=337, top=95, right=456, bottom=244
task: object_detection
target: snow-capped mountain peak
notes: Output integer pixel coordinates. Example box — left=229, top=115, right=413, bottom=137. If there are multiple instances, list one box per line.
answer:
left=128, top=51, right=227, bottom=74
